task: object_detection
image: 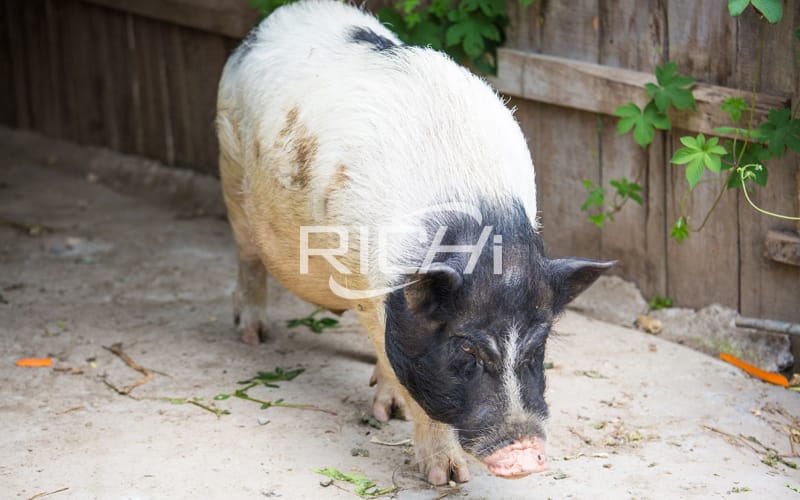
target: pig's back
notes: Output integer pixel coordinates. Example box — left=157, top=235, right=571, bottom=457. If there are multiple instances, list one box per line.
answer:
left=217, top=1, right=538, bottom=294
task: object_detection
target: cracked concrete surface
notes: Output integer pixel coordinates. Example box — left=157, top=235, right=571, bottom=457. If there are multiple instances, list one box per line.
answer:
left=1, top=130, right=799, bottom=499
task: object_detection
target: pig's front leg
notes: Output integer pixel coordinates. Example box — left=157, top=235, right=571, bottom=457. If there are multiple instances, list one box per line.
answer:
left=357, top=304, right=469, bottom=485
left=408, top=401, right=470, bottom=485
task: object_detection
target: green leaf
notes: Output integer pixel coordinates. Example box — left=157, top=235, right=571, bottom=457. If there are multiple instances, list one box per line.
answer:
left=685, top=161, right=705, bottom=189
left=609, top=177, right=643, bottom=205
left=751, top=0, right=782, bottom=23
left=587, top=214, right=608, bottom=227
left=581, top=180, right=605, bottom=211
left=758, top=107, right=800, bottom=157
left=728, top=0, right=750, bottom=16
left=313, top=468, right=397, bottom=497
left=721, top=97, right=748, bottom=123
left=613, top=102, right=670, bottom=148
left=480, top=22, right=501, bottom=42
left=724, top=141, right=770, bottom=188
left=406, top=19, right=446, bottom=49
left=428, top=0, right=452, bottom=18
left=712, top=126, right=765, bottom=140
left=670, top=216, right=689, bottom=243
left=648, top=294, right=673, bottom=310
left=377, top=7, right=407, bottom=33
left=646, top=61, right=696, bottom=113
left=670, top=133, right=728, bottom=189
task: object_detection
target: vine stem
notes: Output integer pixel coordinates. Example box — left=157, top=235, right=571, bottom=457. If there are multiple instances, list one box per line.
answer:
left=681, top=20, right=767, bottom=234
left=690, top=172, right=735, bottom=232
left=739, top=165, right=800, bottom=221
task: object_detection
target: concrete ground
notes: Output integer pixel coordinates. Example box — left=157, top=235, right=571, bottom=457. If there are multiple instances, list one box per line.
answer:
left=2, top=129, right=800, bottom=499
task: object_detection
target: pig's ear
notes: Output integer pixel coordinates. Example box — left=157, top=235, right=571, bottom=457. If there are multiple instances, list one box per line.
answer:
left=404, top=262, right=463, bottom=320
left=549, top=258, right=615, bottom=312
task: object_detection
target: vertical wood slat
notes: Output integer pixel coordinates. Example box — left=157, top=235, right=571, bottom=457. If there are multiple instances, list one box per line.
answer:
left=517, top=0, right=603, bottom=260
left=176, top=27, right=230, bottom=175
left=665, top=0, right=740, bottom=310
left=736, top=6, right=800, bottom=322
left=90, top=3, right=120, bottom=150
left=166, top=25, right=195, bottom=168
left=597, top=0, right=667, bottom=299
left=0, top=0, right=16, bottom=127
left=5, top=0, right=31, bottom=129
left=21, top=0, right=58, bottom=138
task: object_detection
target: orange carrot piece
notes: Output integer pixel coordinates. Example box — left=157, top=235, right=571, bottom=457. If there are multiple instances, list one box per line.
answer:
left=15, top=358, right=53, bottom=367
left=719, top=352, right=788, bottom=387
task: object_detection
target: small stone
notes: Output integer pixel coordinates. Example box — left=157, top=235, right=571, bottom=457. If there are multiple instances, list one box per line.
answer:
left=257, top=416, right=269, bottom=426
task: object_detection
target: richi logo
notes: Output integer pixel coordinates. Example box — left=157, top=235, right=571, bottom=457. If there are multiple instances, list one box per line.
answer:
left=299, top=203, right=503, bottom=299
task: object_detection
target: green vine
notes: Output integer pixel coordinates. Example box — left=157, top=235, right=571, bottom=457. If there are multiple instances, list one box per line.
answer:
left=250, top=0, right=535, bottom=74
left=583, top=0, right=800, bottom=244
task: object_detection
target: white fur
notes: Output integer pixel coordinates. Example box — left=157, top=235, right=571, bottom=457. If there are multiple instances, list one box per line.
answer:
left=217, top=0, right=537, bottom=288
left=502, top=325, right=525, bottom=420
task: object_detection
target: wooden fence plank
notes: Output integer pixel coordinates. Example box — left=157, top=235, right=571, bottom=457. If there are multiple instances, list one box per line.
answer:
left=165, top=24, right=196, bottom=168
left=489, top=49, right=788, bottom=140
left=21, top=0, right=56, bottom=137
left=80, top=0, right=259, bottom=39
left=174, top=27, right=231, bottom=174
left=665, top=0, right=740, bottom=311
left=736, top=7, right=800, bottom=322
left=505, top=0, right=543, bottom=51
left=132, top=15, right=169, bottom=162
left=105, top=9, right=138, bottom=155
left=42, top=0, right=63, bottom=139
left=55, top=0, right=86, bottom=144
left=5, top=0, right=31, bottom=129
left=596, top=0, right=667, bottom=300
left=522, top=0, right=602, bottom=260
left=87, top=4, right=120, bottom=150
left=0, top=0, right=16, bottom=127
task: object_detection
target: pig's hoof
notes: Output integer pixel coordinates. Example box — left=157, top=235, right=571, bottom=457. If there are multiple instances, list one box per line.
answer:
left=234, top=306, right=268, bottom=345
left=369, top=368, right=408, bottom=422
left=419, top=452, right=470, bottom=485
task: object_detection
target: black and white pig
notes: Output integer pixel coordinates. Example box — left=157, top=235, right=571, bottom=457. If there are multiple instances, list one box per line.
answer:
left=216, top=0, right=613, bottom=485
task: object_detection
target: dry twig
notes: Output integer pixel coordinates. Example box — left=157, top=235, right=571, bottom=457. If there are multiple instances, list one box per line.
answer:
left=101, top=343, right=153, bottom=395
left=27, top=487, right=69, bottom=500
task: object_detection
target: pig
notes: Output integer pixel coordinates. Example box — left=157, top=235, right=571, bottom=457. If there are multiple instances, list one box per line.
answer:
left=216, top=0, right=613, bottom=485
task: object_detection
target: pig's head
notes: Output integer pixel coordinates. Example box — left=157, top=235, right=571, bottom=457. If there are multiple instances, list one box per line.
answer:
left=384, top=204, right=614, bottom=478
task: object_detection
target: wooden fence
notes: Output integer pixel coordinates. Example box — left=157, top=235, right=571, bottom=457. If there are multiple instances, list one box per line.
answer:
left=1, top=0, right=798, bottom=321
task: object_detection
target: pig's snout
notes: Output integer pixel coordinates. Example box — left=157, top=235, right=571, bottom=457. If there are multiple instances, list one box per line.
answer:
left=483, top=438, right=546, bottom=478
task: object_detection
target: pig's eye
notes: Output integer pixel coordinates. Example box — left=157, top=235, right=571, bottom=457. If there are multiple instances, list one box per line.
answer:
left=452, top=338, right=482, bottom=375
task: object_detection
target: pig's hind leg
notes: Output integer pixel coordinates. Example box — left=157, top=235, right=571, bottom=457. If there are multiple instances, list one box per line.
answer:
left=218, top=141, right=269, bottom=345
left=369, top=360, right=408, bottom=422
left=232, top=252, right=269, bottom=345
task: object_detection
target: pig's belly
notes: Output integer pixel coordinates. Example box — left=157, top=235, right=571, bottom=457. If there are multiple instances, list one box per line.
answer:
left=253, top=216, right=357, bottom=313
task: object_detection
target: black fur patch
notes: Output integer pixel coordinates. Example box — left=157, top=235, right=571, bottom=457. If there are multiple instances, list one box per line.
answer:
left=383, top=199, right=612, bottom=457
left=230, top=24, right=260, bottom=65
left=349, top=26, right=397, bottom=51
